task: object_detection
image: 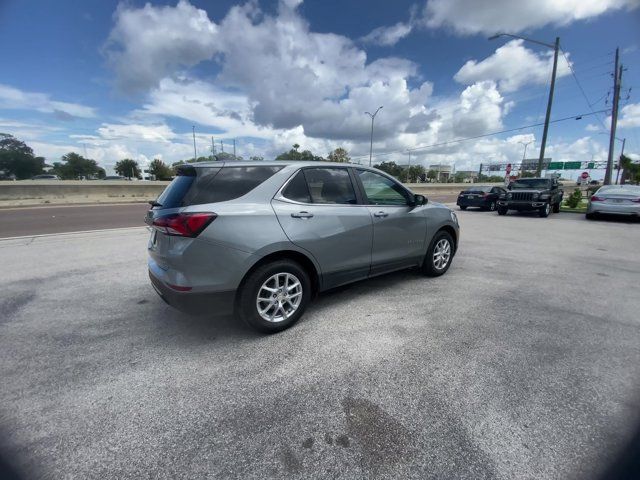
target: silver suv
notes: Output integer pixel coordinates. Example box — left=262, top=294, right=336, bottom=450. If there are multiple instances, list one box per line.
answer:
left=146, top=161, right=459, bottom=332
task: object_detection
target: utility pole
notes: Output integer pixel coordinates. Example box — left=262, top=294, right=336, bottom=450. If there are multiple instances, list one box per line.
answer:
left=365, top=106, right=383, bottom=167
left=192, top=126, right=197, bottom=162
left=616, top=137, right=626, bottom=184
left=220, top=140, right=224, bottom=153
left=518, top=140, right=533, bottom=177
left=211, top=136, right=215, bottom=159
left=537, top=37, right=560, bottom=176
left=233, top=139, right=236, bottom=157
left=605, top=48, right=622, bottom=185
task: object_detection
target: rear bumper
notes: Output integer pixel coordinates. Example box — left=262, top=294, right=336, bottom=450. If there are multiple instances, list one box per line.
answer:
left=457, top=197, right=488, bottom=207
left=149, top=270, right=235, bottom=316
left=587, top=203, right=639, bottom=216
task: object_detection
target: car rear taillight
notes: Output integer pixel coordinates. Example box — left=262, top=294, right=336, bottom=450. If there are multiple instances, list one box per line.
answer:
left=152, top=212, right=216, bottom=237
left=591, top=195, right=605, bottom=202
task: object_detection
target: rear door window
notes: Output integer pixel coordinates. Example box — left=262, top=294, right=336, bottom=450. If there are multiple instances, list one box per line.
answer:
left=156, top=165, right=282, bottom=208
left=302, top=168, right=357, bottom=204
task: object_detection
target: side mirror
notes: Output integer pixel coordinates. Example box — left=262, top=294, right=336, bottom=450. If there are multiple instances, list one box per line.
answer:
left=507, top=184, right=512, bottom=190
left=413, top=194, right=427, bottom=206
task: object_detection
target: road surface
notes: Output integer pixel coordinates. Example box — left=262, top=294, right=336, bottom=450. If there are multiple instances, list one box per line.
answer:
left=0, top=203, right=150, bottom=238
left=0, top=194, right=459, bottom=238
left=1, top=211, right=638, bottom=479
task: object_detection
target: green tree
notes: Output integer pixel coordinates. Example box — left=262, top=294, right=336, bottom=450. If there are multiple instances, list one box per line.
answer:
left=406, top=165, right=425, bottom=183
left=426, top=169, right=438, bottom=181
left=114, top=158, right=141, bottom=179
left=453, top=172, right=467, bottom=183
left=276, top=144, right=323, bottom=161
left=327, top=147, right=351, bottom=163
left=0, top=133, right=45, bottom=179
left=52, top=152, right=103, bottom=179
left=373, top=161, right=403, bottom=178
left=620, top=154, right=640, bottom=184
left=148, top=159, right=174, bottom=180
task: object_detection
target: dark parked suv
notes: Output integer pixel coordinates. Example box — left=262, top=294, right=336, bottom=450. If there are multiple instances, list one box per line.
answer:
left=497, top=178, right=563, bottom=217
left=146, top=161, right=460, bottom=332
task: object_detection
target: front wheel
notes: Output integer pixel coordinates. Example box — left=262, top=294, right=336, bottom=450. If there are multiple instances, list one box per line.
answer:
left=539, top=202, right=551, bottom=217
left=459, top=205, right=467, bottom=210
left=237, top=259, right=311, bottom=333
left=422, top=231, right=454, bottom=277
left=486, top=201, right=497, bottom=211
left=552, top=202, right=560, bottom=213
left=497, top=206, right=508, bottom=215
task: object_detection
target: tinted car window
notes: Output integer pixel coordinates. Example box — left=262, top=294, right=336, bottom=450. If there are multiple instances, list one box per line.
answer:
left=303, top=168, right=357, bottom=204
left=358, top=170, right=409, bottom=205
left=282, top=170, right=312, bottom=203
left=156, top=165, right=282, bottom=208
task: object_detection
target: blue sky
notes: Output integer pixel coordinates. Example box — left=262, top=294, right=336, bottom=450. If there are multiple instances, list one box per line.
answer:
left=0, top=0, right=638, bottom=176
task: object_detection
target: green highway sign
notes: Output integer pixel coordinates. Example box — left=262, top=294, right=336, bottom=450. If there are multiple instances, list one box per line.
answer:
left=548, top=162, right=563, bottom=170
left=564, top=161, right=582, bottom=169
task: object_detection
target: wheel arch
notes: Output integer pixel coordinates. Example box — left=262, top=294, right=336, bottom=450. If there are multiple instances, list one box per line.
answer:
left=236, top=250, right=320, bottom=304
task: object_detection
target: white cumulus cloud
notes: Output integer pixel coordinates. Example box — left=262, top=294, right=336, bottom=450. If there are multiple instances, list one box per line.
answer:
left=422, top=0, right=640, bottom=35
left=454, top=40, right=571, bottom=93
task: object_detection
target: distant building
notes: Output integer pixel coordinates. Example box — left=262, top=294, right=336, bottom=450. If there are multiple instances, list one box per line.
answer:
left=455, top=170, right=480, bottom=183
left=428, top=163, right=452, bottom=182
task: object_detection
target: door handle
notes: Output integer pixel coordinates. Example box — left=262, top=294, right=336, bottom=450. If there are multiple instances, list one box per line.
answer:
left=373, top=211, right=388, bottom=218
left=291, top=211, right=314, bottom=219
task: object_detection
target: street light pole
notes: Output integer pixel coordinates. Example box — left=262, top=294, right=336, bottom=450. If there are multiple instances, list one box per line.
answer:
left=365, top=106, right=383, bottom=167
left=490, top=34, right=559, bottom=176
left=192, top=126, right=197, bottom=162
left=518, top=140, right=533, bottom=176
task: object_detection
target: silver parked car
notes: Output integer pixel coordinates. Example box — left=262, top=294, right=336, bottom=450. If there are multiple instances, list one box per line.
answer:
left=146, top=161, right=460, bottom=332
left=586, top=184, right=640, bottom=220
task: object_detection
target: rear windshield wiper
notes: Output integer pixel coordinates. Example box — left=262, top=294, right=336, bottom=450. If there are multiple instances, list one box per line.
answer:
left=148, top=200, right=162, bottom=207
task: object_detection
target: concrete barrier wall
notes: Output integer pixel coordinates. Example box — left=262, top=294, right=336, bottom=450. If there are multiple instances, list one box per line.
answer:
left=0, top=180, right=578, bottom=207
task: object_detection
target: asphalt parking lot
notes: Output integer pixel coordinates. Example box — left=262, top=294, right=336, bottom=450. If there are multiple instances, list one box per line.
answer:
left=1, top=210, right=639, bottom=479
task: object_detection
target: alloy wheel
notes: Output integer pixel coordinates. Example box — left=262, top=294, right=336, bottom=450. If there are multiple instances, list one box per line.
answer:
left=256, top=272, right=303, bottom=323
left=433, top=239, right=451, bottom=271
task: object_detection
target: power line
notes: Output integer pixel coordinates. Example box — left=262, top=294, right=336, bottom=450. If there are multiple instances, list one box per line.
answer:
left=352, top=109, right=609, bottom=161
left=560, top=47, right=608, bottom=130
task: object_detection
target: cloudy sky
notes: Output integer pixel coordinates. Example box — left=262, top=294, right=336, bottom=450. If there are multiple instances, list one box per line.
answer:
left=0, top=0, right=639, bottom=176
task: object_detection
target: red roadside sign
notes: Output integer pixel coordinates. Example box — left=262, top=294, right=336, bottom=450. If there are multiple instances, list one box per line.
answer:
left=581, top=171, right=589, bottom=179
left=506, top=163, right=512, bottom=175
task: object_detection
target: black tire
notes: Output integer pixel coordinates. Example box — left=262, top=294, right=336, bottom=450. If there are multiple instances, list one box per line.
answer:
left=586, top=212, right=597, bottom=220
left=552, top=202, right=560, bottom=213
left=497, top=206, right=508, bottom=215
left=422, top=230, right=455, bottom=277
left=237, top=259, right=311, bottom=333
left=459, top=205, right=467, bottom=210
left=485, top=201, right=497, bottom=211
left=539, top=202, right=551, bottom=218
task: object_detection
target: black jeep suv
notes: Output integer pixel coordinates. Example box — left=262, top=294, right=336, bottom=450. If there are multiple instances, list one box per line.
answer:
left=497, top=178, right=563, bottom=217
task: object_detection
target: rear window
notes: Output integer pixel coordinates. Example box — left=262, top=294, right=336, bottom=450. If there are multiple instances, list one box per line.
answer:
left=156, top=165, right=282, bottom=208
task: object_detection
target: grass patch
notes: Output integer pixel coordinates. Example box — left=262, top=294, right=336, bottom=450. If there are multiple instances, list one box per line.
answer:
left=560, top=199, right=588, bottom=213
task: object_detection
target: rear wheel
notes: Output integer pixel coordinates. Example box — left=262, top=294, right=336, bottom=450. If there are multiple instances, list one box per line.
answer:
left=586, top=212, right=597, bottom=220
left=237, top=259, right=311, bottom=333
left=539, top=202, right=551, bottom=217
left=486, top=201, right=497, bottom=211
left=422, top=231, right=454, bottom=277
left=497, top=206, right=508, bottom=215
left=459, top=205, right=467, bottom=210
left=552, top=202, right=560, bottom=213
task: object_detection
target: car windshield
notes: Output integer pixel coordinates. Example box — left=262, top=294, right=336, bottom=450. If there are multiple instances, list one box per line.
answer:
left=511, top=179, right=551, bottom=189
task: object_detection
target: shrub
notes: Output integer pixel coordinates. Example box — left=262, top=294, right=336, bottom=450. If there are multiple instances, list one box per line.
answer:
left=565, top=188, right=583, bottom=209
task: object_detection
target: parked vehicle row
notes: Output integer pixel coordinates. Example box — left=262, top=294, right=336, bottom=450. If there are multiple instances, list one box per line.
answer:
left=458, top=178, right=563, bottom=218
left=458, top=179, right=639, bottom=221
left=146, top=161, right=459, bottom=333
